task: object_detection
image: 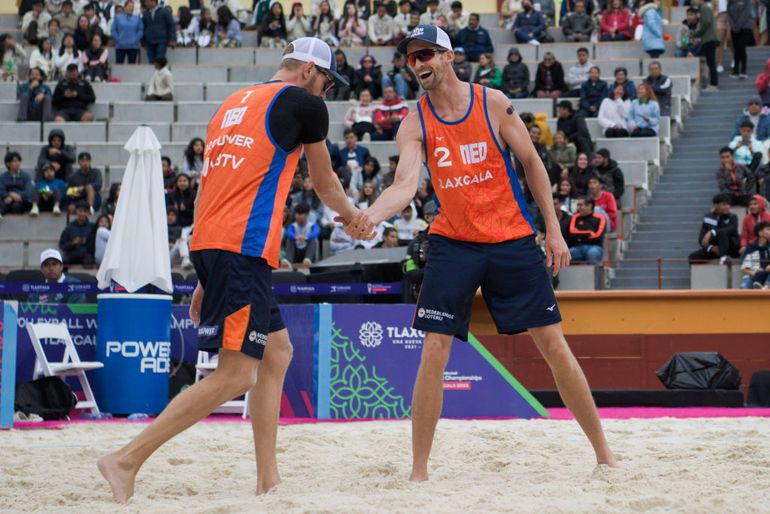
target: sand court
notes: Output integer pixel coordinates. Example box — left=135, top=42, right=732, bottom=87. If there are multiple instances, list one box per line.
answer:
left=2, top=416, right=770, bottom=513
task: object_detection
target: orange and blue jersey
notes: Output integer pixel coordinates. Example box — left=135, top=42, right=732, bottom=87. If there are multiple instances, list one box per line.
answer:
left=190, top=81, right=302, bottom=268
left=417, top=83, right=536, bottom=243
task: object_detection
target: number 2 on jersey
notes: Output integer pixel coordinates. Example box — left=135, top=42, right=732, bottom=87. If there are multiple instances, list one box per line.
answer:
left=434, top=147, right=453, bottom=168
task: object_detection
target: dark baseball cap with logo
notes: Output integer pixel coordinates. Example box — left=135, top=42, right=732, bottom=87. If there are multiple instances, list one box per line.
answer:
left=397, top=24, right=453, bottom=55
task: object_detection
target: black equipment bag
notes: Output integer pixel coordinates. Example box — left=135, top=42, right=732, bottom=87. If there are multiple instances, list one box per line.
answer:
left=747, top=370, right=770, bottom=407
left=14, top=376, right=78, bottom=420
left=656, top=352, right=741, bottom=390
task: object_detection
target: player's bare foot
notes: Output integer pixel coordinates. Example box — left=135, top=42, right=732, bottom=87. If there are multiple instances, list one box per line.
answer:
left=597, top=451, right=620, bottom=468
left=97, top=452, right=137, bottom=503
left=409, top=470, right=429, bottom=482
left=256, top=475, right=281, bottom=495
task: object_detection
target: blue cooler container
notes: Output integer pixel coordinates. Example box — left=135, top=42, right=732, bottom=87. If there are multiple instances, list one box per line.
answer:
left=94, top=293, right=173, bottom=415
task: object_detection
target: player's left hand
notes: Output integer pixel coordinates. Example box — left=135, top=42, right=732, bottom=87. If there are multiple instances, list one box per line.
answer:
left=335, top=210, right=376, bottom=240
left=545, top=232, right=570, bottom=277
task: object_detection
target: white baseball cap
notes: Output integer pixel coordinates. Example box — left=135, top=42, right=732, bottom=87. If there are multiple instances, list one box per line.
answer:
left=281, top=37, right=350, bottom=88
left=40, top=248, right=63, bottom=265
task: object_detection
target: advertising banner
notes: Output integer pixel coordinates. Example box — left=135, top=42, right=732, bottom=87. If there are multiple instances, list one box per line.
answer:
left=316, top=304, right=547, bottom=420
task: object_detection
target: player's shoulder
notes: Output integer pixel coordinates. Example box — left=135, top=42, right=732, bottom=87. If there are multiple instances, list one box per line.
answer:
left=483, top=87, right=514, bottom=112
left=396, top=110, right=423, bottom=141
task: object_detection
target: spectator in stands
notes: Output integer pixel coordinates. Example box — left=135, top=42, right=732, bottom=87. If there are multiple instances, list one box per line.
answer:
left=112, top=0, right=142, bottom=64
left=351, top=155, right=382, bottom=195
left=23, top=1, right=52, bottom=45
left=600, top=0, right=631, bottom=41
left=587, top=175, right=617, bottom=231
left=456, top=13, right=494, bottom=61
left=639, top=0, right=664, bottom=58
left=357, top=180, right=379, bottom=209
left=36, top=128, right=75, bottom=181
left=378, top=226, right=400, bottom=248
left=46, top=0, right=65, bottom=18
left=558, top=176, right=579, bottom=213
left=732, top=98, right=770, bottom=142
left=27, top=249, right=86, bottom=304
left=579, top=66, right=608, bottom=118
left=286, top=2, right=311, bottom=41
left=643, top=61, right=672, bottom=116
left=414, top=178, right=436, bottom=218
left=757, top=149, right=770, bottom=199
left=52, top=63, right=95, bottom=122
left=312, top=1, right=338, bottom=47
left=166, top=208, right=191, bottom=268
left=339, top=129, right=370, bottom=182
left=691, top=0, right=718, bottom=91
left=31, top=163, right=65, bottom=216
left=368, top=3, right=395, bottom=45
left=394, top=204, right=427, bottom=242
left=557, top=100, right=593, bottom=155
left=47, top=18, right=63, bottom=50
left=567, top=196, right=606, bottom=264
left=689, top=193, right=740, bottom=264
left=740, top=195, right=770, bottom=254
left=176, top=6, right=197, bottom=47
left=215, top=5, right=242, bottom=47
left=55, top=1, right=77, bottom=35
left=598, top=83, right=630, bottom=137
left=383, top=51, right=419, bottom=100
left=144, top=56, right=174, bottom=101
left=740, top=221, right=770, bottom=289
left=501, top=47, right=528, bottom=98
left=533, top=52, right=566, bottom=99
left=354, top=54, right=383, bottom=99
left=329, top=220, right=356, bottom=255
left=344, top=89, right=377, bottom=141
left=1, top=34, right=26, bottom=82
left=729, top=121, right=763, bottom=172
left=594, top=148, right=624, bottom=201
left=55, top=34, right=80, bottom=76
left=81, top=33, right=108, bottom=81
left=380, top=155, right=398, bottom=190
left=562, top=0, right=593, bottom=42
left=565, top=47, right=592, bottom=97
left=758, top=59, right=770, bottom=108
left=1, top=152, right=34, bottom=216
left=716, top=146, right=753, bottom=207
left=452, top=47, right=473, bottom=82
left=101, top=181, right=119, bottom=217
left=612, top=66, right=636, bottom=100
left=511, top=0, right=546, bottom=45
left=284, top=202, right=320, bottom=267
left=182, top=137, right=204, bottom=179
left=419, top=0, right=443, bottom=25
left=291, top=175, right=324, bottom=224
left=59, top=201, right=95, bottom=264
left=87, top=213, right=110, bottom=265
left=473, top=52, right=502, bottom=90
left=373, top=85, right=408, bottom=140
left=196, top=8, right=216, bottom=47
left=523, top=124, right=558, bottom=183
left=547, top=193, right=572, bottom=245
left=393, top=0, right=412, bottom=42
left=328, top=50, right=355, bottom=101
left=568, top=152, right=595, bottom=196
left=168, top=173, right=195, bottom=227
left=520, top=111, right=552, bottom=147
left=727, top=0, right=752, bottom=79
left=337, top=3, right=367, bottom=46
left=446, top=1, right=469, bottom=37
left=548, top=130, right=577, bottom=176
left=30, top=38, right=55, bottom=80
left=142, top=0, right=175, bottom=62
left=500, top=0, right=524, bottom=30
left=66, top=151, right=102, bottom=214
left=74, top=15, right=99, bottom=51
left=162, top=155, right=176, bottom=194
left=17, top=67, right=54, bottom=122
left=628, top=82, right=660, bottom=137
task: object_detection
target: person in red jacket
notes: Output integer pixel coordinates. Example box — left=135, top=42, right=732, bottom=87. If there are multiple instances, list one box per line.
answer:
left=588, top=175, right=617, bottom=231
left=373, top=85, right=409, bottom=140
left=740, top=194, right=770, bottom=253
left=600, top=0, right=631, bottom=41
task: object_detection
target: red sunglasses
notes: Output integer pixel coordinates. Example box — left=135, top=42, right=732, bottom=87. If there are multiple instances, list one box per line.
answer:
left=407, top=47, right=447, bottom=67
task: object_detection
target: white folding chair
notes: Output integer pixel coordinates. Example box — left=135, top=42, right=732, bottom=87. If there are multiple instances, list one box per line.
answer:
left=26, top=322, right=104, bottom=415
left=195, top=351, right=250, bottom=419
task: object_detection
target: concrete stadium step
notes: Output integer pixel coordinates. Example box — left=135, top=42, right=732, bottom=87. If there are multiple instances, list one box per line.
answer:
left=0, top=214, right=67, bottom=241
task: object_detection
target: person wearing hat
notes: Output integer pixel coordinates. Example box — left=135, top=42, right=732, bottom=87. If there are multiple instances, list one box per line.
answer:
left=731, top=98, right=770, bottom=142
left=27, top=249, right=86, bottom=304
left=98, top=37, right=374, bottom=504
left=450, top=46, right=472, bottom=82
left=365, top=24, right=617, bottom=481
left=502, top=47, right=529, bottom=98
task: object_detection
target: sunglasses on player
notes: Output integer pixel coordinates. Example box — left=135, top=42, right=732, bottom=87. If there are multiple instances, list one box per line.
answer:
left=407, top=47, right=447, bottom=68
left=315, top=65, right=335, bottom=93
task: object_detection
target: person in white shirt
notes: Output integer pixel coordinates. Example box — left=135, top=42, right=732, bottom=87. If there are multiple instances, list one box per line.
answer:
left=393, top=0, right=412, bottom=42
left=22, top=1, right=53, bottom=45
left=393, top=204, right=428, bottom=242
left=286, top=2, right=312, bottom=41
left=29, top=38, right=57, bottom=80
left=54, top=33, right=81, bottom=77
left=420, top=0, right=443, bottom=25
left=565, top=46, right=593, bottom=95
left=446, top=1, right=469, bottom=37
left=598, top=83, right=631, bottom=137
left=144, top=56, right=174, bottom=101
left=729, top=121, right=764, bottom=171
left=368, top=4, right=395, bottom=45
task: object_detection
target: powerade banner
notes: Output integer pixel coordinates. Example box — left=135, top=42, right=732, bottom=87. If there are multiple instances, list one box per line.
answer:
left=11, top=303, right=315, bottom=418
left=0, top=302, right=19, bottom=428
left=315, top=304, right=547, bottom=420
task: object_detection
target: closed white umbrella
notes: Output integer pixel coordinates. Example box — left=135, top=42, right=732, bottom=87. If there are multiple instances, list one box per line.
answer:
left=97, top=126, right=172, bottom=293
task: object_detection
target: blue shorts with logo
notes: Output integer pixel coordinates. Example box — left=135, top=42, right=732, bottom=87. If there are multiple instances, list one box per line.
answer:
left=413, top=235, right=561, bottom=341
left=191, top=249, right=285, bottom=360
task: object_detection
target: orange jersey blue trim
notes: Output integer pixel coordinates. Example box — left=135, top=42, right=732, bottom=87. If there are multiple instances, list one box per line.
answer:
left=190, top=81, right=302, bottom=268
left=417, top=83, right=535, bottom=243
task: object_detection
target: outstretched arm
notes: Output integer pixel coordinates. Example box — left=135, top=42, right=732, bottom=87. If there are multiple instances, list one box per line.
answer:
left=488, top=89, right=570, bottom=275
left=365, top=112, right=423, bottom=225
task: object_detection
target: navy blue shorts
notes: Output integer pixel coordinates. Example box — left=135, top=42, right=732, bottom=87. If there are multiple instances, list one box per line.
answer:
left=191, top=249, right=285, bottom=360
left=413, top=235, right=561, bottom=341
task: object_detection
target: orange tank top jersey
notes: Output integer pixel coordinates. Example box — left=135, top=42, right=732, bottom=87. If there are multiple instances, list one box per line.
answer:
left=417, top=83, right=535, bottom=243
left=190, top=82, right=302, bottom=268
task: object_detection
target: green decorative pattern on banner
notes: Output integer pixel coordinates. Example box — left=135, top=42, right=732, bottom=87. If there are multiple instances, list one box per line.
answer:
left=329, top=323, right=411, bottom=419
left=66, top=304, right=99, bottom=314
